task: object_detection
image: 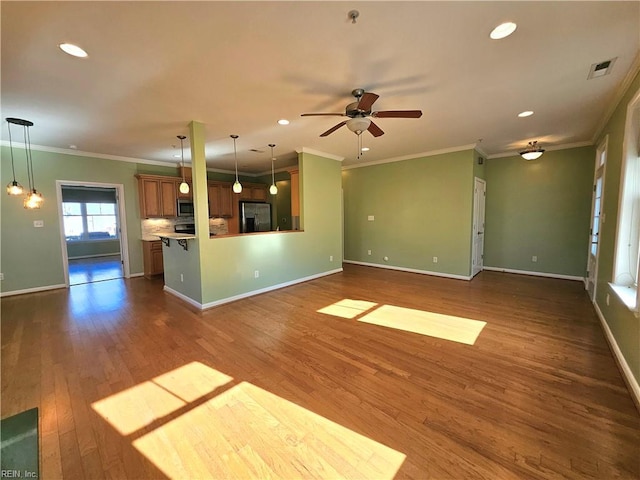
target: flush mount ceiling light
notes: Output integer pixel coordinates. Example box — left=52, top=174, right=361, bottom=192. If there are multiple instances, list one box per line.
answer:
left=177, top=135, right=189, bottom=194
left=490, top=22, right=517, bottom=40
left=520, top=141, right=545, bottom=160
left=59, top=43, right=88, bottom=58
left=268, top=144, right=278, bottom=195
left=518, top=110, right=534, bottom=118
left=6, top=118, right=44, bottom=208
left=231, top=135, right=242, bottom=194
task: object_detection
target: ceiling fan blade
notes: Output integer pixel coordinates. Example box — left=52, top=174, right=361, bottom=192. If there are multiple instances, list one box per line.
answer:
left=301, top=113, right=345, bottom=117
left=357, top=92, right=379, bottom=111
left=320, top=121, right=347, bottom=137
left=367, top=121, right=384, bottom=137
left=372, top=110, right=423, bottom=118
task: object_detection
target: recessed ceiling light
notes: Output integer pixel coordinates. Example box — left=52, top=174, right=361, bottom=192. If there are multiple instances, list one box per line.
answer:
left=59, top=43, right=88, bottom=58
left=518, top=111, right=534, bottom=118
left=361, top=147, right=370, bottom=152
left=277, top=119, right=290, bottom=125
left=490, top=22, right=517, bottom=40
left=173, top=154, right=181, bottom=158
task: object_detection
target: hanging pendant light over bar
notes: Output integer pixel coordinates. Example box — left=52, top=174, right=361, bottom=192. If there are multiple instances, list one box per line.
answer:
left=231, top=135, right=242, bottom=194
left=5, top=119, right=24, bottom=195
left=6, top=117, right=43, bottom=208
left=269, top=144, right=278, bottom=195
left=177, top=135, right=189, bottom=194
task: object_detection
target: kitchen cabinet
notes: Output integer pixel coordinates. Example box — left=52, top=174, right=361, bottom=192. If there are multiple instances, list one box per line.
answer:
left=208, top=182, right=233, bottom=218
left=142, top=240, right=164, bottom=278
left=136, top=175, right=177, bottom=218
left=238, top=184, right=269, bottom=201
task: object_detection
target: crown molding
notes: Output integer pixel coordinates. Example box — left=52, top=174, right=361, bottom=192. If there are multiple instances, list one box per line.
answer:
left=591, top=50, right=640, bottom=144
left=342, top=143, right=477, bottom=170
left=295, top=147, right=344, bottom=162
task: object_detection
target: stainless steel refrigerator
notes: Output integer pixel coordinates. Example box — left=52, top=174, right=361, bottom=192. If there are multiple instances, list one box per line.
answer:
left=240, top=202, right=271, bottom=233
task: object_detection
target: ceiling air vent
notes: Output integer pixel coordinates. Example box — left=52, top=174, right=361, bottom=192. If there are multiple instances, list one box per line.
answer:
left=588, top=57, right=617, bottom=79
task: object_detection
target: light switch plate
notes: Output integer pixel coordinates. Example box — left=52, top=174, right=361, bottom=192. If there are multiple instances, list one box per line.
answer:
left=367, top=215, right=375, bottom=221
left=34, top=220, right=44, bottom=228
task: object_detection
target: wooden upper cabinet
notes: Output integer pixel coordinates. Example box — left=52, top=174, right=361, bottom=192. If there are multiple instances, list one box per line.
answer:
left=208, top=182, right=233, bottom=218
left=237, top=184, right=269, bottom=202
left=136, top=175, right=177, bottom=218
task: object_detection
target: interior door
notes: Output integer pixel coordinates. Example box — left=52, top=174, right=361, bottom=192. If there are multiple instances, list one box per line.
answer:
left=472, top=177, right=486, bottom=277
left=587, top=142, right=607, bottom=300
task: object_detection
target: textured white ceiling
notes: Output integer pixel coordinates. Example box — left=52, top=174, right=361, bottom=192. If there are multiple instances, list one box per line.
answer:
left=2, top=1, right=639, bottom=174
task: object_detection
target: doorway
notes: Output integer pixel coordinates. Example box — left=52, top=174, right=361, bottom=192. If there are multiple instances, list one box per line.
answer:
left=56, top=181, right=130, bottom=286
left=472, top=177, right=486, bottom=277
left=587, top=137, right=607, bottom=300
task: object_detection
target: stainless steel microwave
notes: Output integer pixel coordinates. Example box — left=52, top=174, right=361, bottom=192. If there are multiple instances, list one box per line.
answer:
left=177, top=199, right=194, bottom=217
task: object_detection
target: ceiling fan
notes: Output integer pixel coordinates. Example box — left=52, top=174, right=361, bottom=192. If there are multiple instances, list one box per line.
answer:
left=301, top=88, right=422, bottom=137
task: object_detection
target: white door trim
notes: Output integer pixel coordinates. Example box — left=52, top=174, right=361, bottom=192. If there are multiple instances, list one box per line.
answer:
left=56, top=180, right=131, bottom=287
left=472, top=177, right=486, bottom=277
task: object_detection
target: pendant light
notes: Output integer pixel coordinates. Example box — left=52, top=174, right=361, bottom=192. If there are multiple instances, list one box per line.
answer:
left=231, top=134, right=242, bottom=194
left=520, top=141, right=545, bottom=161
left=177, top=135, right=189, bottom=194
left=5, top=119, right=23, bottom=195
left=268, top=143, right=278, bottom=195
left=6, top=118, right=43, bottom=209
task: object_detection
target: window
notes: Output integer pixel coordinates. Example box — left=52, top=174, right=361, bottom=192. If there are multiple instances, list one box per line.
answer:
left=63, top=202, right=118, bottom=241
left=611, top=88, right=640, bottom=313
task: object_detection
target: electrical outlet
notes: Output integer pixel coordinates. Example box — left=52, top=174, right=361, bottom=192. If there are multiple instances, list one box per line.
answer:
left=367, top=215, right=375, bottom=221
left=532, top=255, right=538, bottom=262
left=0, top=273, right=4, bottom=281
left=254, top=270, right=260, bottom=278
left=180, top=273, right=184, bottom=282
left=329, top=255, right=333, bottom=262
left=367, top=250, right=372, bottom=256
left=433, top=256, right=438, bottom=263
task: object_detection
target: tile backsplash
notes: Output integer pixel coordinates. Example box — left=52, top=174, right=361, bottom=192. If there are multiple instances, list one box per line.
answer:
left=141, top=217, right=228, bottom=240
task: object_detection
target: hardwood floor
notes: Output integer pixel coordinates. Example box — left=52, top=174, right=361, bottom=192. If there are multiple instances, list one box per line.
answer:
left=1, top=264, right=638, bottom=479
left=68, top=255, right=123, bottom=285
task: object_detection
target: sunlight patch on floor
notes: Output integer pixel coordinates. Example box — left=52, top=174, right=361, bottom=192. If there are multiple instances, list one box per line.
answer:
left=133, top=381, right=406, bottom=479
left=91, top=362, right=233, bottom=435
left=92, top=362, right=405, bottom=479
left=317, top=299, right=378, bottom=319
left=358, top=304, right=486, bottom=345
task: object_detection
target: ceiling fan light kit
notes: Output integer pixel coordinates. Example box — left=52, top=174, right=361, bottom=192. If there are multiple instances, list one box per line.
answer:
left=520, top=141, right=545, bottom=160
left=302, top=88, right=422, bottom=141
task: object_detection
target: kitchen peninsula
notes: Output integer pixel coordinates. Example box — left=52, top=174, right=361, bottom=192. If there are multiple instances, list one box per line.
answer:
left=153, top=122, right=342, bottom=310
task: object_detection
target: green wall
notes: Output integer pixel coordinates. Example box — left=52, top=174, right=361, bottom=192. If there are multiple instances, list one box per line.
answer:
left=67, top=240, right=120, bottom=259
left=594, top=70, right=640, bottom=383
left=484, top=146, right=595, bottom=277
left=342, top=149, right=476, bottom=277
left=0, top=147, right=144, bottom=293
left=161, top=151, right=343, bottom=306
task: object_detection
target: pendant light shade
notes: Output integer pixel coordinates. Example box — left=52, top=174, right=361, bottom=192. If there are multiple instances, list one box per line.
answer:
left=177, top=135, right=189, bottom=194
left=6, top=117, right=43, bottom=208
left=268, top=143, right=278, bottom=195
left=5, top=120, right=24, bottom=195
left=520, top=141, right=545, bottom=160
left=231, top=135, right=242, bottom=193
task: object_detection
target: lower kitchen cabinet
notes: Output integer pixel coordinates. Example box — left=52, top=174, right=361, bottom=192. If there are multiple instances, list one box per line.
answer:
left=142, top=240, right=163, bottom=278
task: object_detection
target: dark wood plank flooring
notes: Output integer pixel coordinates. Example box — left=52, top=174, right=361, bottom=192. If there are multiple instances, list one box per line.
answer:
left=1, top=264, right=638, bottom=479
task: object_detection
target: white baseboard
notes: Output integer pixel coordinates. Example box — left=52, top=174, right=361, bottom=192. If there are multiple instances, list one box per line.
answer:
left=593, top=301, right=640, bottom=413
left=343, top=260, right=471, bottom=281
left=164, top=268, right=344, bottom=310
left=0, top=283, right=67, bottom=297
left=128, top=272, right=145, bottom=278
left=483, top=266, right=583, bottom=281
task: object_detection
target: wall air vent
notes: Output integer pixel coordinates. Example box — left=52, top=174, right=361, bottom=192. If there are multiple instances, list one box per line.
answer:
left=587, top=57, right=617, bottom=79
